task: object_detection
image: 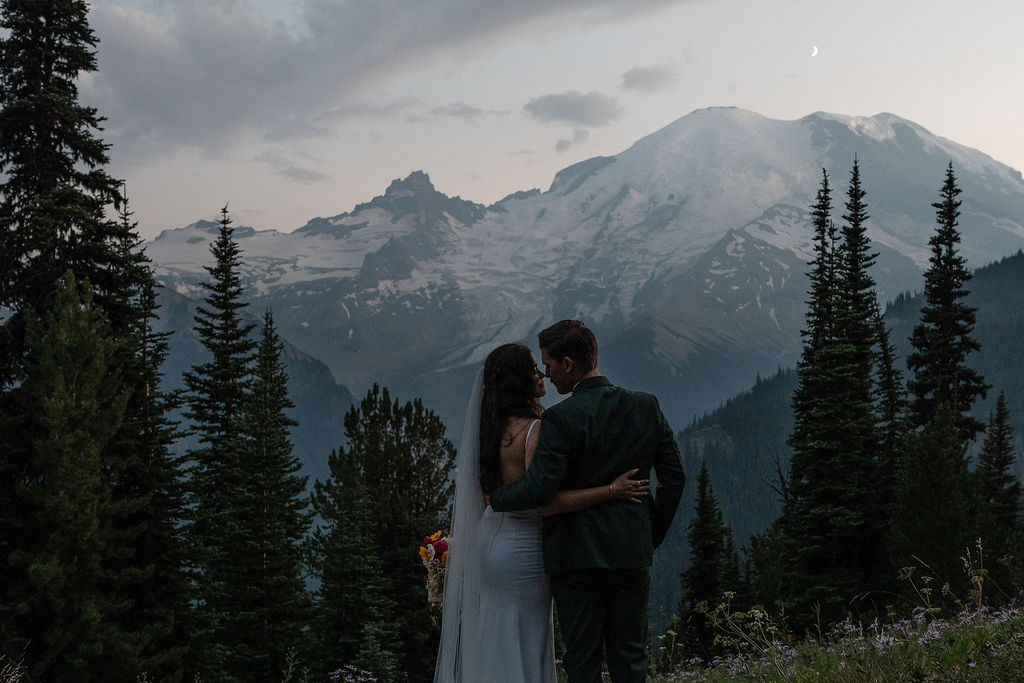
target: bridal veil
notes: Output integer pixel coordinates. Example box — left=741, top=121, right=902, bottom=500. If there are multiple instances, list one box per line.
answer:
left=433, top=368, right=485, bottom=682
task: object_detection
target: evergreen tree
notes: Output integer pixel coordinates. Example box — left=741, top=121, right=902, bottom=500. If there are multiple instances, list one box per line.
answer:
left=219, top=311, right=312, bottom=680
left=677, top=461, right=740, bottom=656
left=907, top=162, right=989, bottom=440
left=96, top=196, right=191, bottom=682
left=872, top=304, right=905, bottom=470
left=974, top=392, right=1020, bottom=596
left=0, top=4, right=187, bottom=675
left=889, top=406, right=973, bottom=600
left=0, top=0, right=129, bottom=388
left=181, top=206, right=257, bottom=680
left=310, top=445, right=398, bottom=680
left=743, top=521, right=787, bottom=613
left=0, top=273, right=128, bottom=679
left=781, top=161, right=890, bottom=627
left=320, top=384, right=455, bottom=681
left=803, top=168, right=839, bottom=352
left=834, top=159, right=883, bottom=449
left=352, top=606, right=402, bottom=683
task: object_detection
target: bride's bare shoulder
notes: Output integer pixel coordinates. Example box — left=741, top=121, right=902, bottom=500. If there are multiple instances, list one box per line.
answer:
left=502, top=416, right=534, bottom=443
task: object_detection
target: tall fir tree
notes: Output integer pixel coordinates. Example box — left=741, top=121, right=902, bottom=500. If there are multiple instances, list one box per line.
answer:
left=834, top=159, right=884, bottom=451
left=0, top=0, right=130, bottom=389
left=781, top=160, right=890, bottom=627
left=803, top=168, right=839, bottom=352
left=0, top=4, right=181, bottom=676
left=906, top=162, right=989, bottom=441
left=786, top=169, right=840, bottom=486
left=322, top=384, right=455, bottom=681
left=829, top=157, right=892, bottom=601
left=99, top=197, right=191, bottom=682
left=0, top=274, right=129, bottom=679
left=181, top=206, right=257, bottom=680
left=218, top=311, right=312, bottom=680
left=677, top=461, right=741, bottom=657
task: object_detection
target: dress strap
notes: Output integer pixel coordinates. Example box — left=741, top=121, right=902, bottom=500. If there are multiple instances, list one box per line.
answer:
left=524, top=419, right=541, bottom=455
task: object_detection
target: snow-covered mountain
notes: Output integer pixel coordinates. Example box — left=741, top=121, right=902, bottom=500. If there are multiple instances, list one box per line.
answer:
left=146, top=107, right=1024, bottom=438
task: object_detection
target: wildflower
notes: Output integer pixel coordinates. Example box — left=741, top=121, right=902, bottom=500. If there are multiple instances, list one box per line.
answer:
left=917, top=622, right=942, bottom=645
left=875, top=632, right=896, bottom=649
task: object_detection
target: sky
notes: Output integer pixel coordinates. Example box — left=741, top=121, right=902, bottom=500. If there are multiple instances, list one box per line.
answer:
left=80, top=0, right=1024, bottom=241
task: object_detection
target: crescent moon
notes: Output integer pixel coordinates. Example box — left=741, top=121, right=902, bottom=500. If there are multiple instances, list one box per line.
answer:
left=811, top=45, right=819, bottom=57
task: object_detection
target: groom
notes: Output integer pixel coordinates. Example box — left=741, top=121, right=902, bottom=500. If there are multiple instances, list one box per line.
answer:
left=490, top=320, right=685, bottom=683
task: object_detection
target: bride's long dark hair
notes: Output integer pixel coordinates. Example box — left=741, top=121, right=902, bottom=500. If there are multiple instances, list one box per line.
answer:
left=479, top=343, right=543, bottom=495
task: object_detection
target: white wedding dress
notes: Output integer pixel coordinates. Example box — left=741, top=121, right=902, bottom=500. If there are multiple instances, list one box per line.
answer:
left=475, top=420, right=555, bottom=682
left=435, top=376, right=555, bottom=683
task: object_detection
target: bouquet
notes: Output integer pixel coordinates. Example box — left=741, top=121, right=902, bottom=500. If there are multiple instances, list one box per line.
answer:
left=419, top=529, right=450, bottom=610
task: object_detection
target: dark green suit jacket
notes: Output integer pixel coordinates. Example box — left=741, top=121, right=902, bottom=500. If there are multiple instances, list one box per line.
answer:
left=489, top=376, right=685, bottom=575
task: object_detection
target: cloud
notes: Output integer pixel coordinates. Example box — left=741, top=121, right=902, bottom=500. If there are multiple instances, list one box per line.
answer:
left=524, top=91, right=623, bottom=127
left=555, top=128, right=591, bottom=153
left=84, top=0, right=691, bottom=162
left=255, top=150, right=331, bottom=184
left=317, top=98, right=423, bottom=124
left=621, top=65, right=679, bottom=92
left=430, top=102, right=486, bottom=120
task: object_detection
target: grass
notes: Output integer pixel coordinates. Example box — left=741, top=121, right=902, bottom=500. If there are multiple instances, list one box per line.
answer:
left=1, top=656, right=24, bottom=683
left=652, top=600, right=1024, bottom=682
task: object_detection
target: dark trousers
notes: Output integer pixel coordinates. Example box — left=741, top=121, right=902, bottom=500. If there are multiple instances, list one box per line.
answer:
left=551, top=567, right=650, bottom=683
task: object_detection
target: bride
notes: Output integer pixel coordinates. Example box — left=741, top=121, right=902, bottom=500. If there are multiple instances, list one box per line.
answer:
left=434, top=343, right=648, bottom=682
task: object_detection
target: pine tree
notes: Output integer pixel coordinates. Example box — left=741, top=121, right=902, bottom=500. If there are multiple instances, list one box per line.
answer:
left=181, top=206, right=257, bottom=680
left=321, top=384, right=456, bottom=681
left=743, top=521, right=787, bottom=612
left=310, top=444, right=398, bottom=680
left=974, top=392, right=1020, bottom=595
left=352, top=606, right=402, bottom=683
left=94, top=196, right=191, bottom=682
left=0, top=273, right=129, bottom=679
left=218, top=311, right=312, bottom=680
left=0, top=5, right=185, bottom=675
left=786, top=168, right=841, bottom=521
left=0, top=0, right=129, bottom=389
left=889, top=406, right=973, bottom=599
left=781, top=161, right=890, bottom=626
left=872, top=304, right=905, bottom=470
left=834, top=159, right=882, bottom=442
left=907, top=162, right=989, bottom=441
left=803, top=168, right=839, bottom=352
left=677, top=461, right=740, bottom=656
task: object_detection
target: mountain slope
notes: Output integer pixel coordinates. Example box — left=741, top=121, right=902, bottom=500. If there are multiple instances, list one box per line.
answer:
left=145, top=107, right=1024, bottom=441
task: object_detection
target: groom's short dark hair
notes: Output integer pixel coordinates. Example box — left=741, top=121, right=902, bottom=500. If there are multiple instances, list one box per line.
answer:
left=538, top=320, right=598, bottom=372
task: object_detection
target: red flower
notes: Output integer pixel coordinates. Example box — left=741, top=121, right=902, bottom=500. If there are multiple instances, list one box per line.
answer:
left=433, top=539, right=448, bottom=554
